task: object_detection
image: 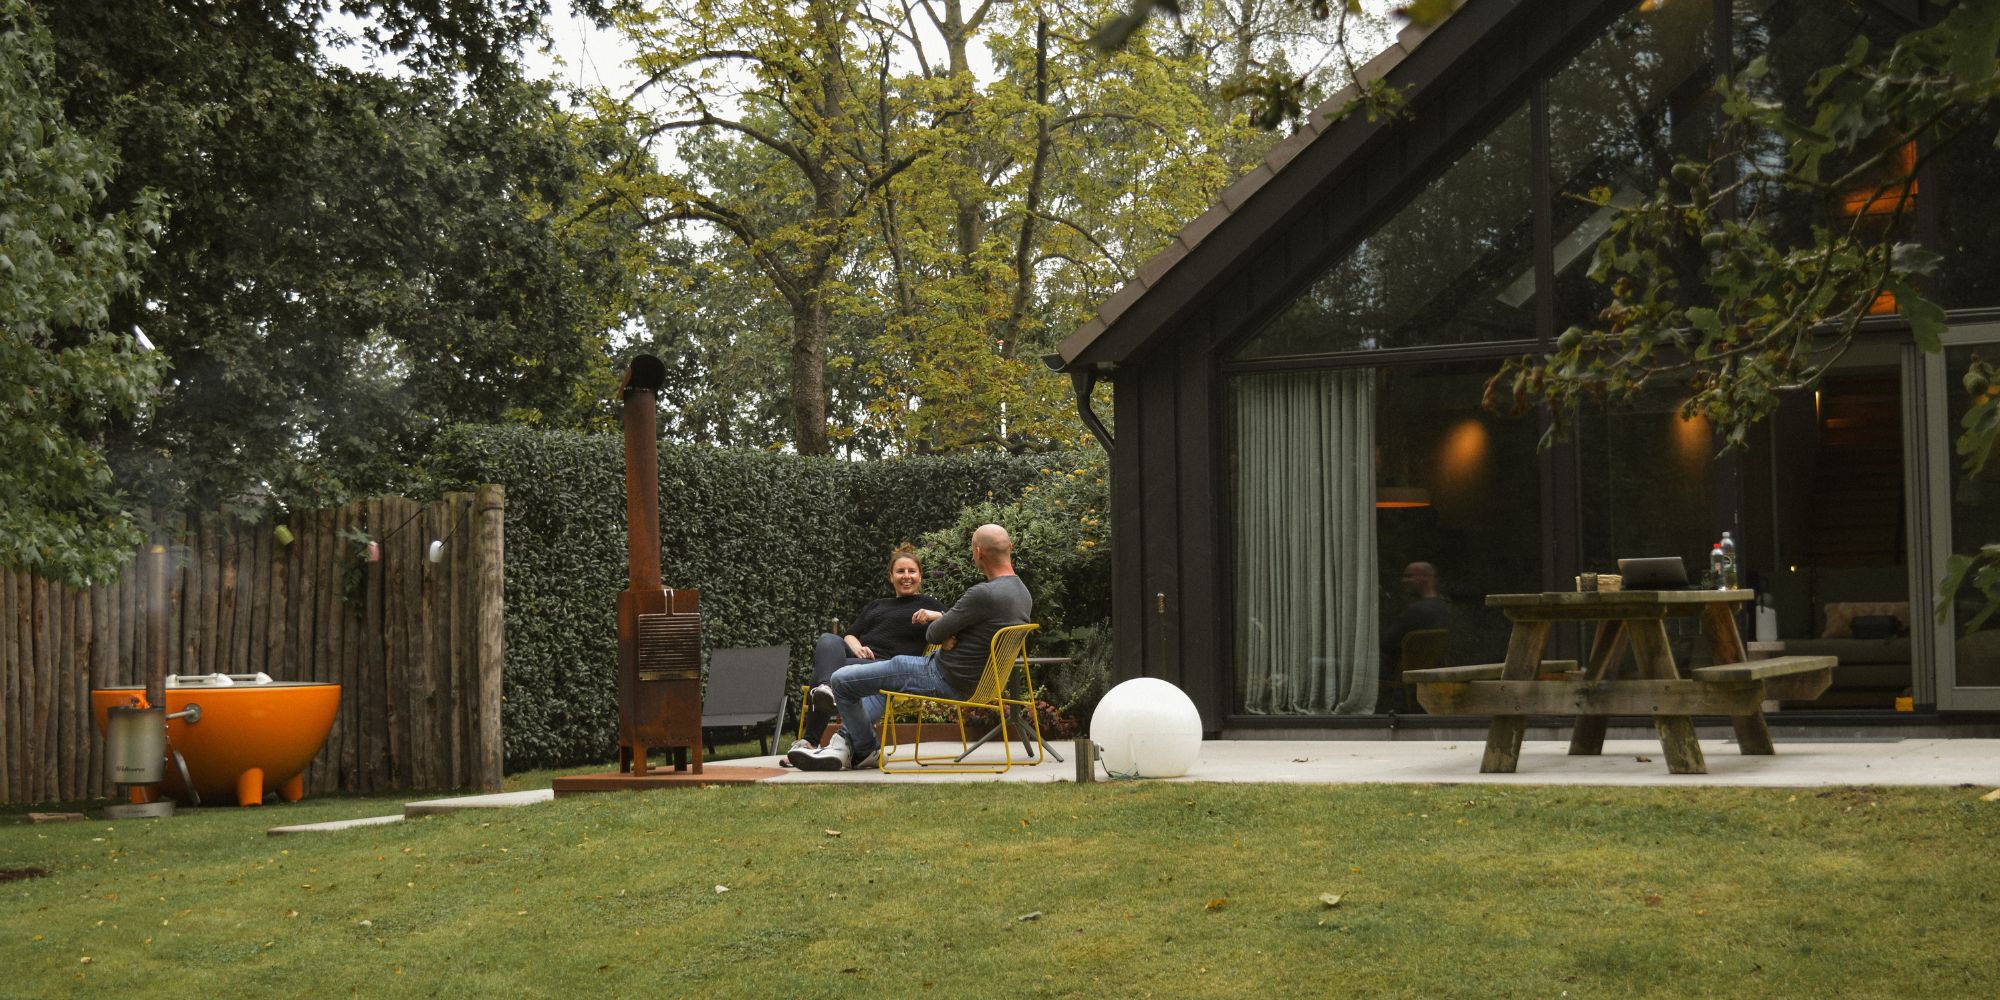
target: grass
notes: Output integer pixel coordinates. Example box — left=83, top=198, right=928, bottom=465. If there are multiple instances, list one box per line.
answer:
left=2, top=777, right=1996, bottom=999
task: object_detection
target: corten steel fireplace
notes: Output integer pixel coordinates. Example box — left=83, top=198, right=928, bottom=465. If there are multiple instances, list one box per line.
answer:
left=548, top=356, right=787, bottom=796
left=616, top=355, right=704, bottom=776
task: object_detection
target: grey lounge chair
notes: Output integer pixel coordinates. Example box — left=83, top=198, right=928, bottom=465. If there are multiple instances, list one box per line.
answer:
left=702, top=644, right=791, bottom=756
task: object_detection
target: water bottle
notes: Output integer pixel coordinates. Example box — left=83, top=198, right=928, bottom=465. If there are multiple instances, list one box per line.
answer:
left=1719, top=532, right=1738, bottom=590
left=1709, top=544, right=1726, bottom=590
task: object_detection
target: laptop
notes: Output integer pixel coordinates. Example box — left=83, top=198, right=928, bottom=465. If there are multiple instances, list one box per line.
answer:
left=1616, top=556, right=1689, bottom=590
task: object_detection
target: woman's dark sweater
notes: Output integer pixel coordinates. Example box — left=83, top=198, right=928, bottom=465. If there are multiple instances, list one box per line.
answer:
left=848, top=593, right=948, bottom=658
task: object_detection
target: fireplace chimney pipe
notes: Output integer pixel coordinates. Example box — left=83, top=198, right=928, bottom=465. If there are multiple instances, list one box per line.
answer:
left=621, top=355, right=668, bottom=592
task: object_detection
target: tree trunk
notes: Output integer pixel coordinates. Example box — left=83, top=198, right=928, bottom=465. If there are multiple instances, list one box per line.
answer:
left=790, top=295, right=830, bottom=455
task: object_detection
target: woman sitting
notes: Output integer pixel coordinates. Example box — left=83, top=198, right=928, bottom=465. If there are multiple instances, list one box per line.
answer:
left=793, top=543, right=946, bottom=750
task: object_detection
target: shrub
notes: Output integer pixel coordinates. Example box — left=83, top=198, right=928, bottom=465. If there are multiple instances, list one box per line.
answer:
left=419, top=424, right=1094, bottom=769
left=915, top=456, right=1112, bottom=719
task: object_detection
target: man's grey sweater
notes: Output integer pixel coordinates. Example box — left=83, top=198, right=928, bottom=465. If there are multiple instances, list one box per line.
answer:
left=925, top=574, right=1033, bottom=696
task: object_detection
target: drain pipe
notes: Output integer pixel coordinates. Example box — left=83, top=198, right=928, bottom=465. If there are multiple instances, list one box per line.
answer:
left=1042, top=354, right=1114, bottom=453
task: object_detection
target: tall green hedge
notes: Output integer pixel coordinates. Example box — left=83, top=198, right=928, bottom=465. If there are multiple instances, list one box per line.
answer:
left=420, top=425, right=1079, bottom=769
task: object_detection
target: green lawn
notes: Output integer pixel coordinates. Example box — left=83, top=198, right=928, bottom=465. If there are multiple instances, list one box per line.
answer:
left=3, top=776, right=1996, bottom=999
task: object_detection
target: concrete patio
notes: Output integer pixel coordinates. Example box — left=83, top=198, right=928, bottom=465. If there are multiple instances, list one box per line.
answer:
left=744, top=737, right=2000, bottom=787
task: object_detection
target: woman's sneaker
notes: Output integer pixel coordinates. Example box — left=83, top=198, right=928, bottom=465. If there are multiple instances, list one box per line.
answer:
left=789, top=732, right=851, bottom=771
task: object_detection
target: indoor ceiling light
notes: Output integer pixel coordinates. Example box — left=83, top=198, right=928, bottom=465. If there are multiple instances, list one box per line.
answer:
left=1376, top=487, right=1431, bottom=508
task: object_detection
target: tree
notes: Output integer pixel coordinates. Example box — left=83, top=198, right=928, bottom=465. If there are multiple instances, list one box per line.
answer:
left=595, top=0, right=1296, bottom=456
left=1489, top=4, right=2000, bottom=621
left=856, top=4, right=1256, bottom=452
left=603, top=0, right=925, bottom=455
left=41, top=0, right=637, bottom=511
left=0, top=0, right=164, bottom=587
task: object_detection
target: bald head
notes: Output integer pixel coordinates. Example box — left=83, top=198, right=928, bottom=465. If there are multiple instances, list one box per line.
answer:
left=1403, top=561, right=1437, bottom=599
left=971, top=523, right=1015, bottom=579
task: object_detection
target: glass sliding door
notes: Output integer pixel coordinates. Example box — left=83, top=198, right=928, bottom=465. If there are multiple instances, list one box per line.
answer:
left=1924, top=326, right=2000, bottom=710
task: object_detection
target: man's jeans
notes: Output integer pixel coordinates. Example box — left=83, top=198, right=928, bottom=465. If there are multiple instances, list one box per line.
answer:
left=827, top=653, right=961, bottom=758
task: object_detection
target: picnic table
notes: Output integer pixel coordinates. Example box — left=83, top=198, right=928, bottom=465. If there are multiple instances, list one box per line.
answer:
left=1405, top=591, right=1834, bottom=774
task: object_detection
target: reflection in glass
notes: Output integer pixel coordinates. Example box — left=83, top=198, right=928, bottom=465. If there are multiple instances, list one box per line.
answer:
left=1547, top=0, right=1717, bottom=331
left=1575, top=376, right=1716, bottom=582
left=1946, top=345, right=2000, bottom=687
left=1235, top=104, right=1534, bottom=360
left=1933, top=112, right=2000, bottom=310
left=1733, top=0, right=1909, bottom=292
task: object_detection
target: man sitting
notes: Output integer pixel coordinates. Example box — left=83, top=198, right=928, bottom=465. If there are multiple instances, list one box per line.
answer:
left=788, top=523, right=1032, bottom=771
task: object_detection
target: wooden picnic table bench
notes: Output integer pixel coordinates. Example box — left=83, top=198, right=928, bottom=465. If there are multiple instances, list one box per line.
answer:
left=1404, top=590, right=1833, bottom=774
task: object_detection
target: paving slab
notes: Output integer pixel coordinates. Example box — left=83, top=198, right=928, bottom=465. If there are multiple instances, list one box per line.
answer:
left=403, top=788, right=555, bottom=818
left=745, top=738, right=2000, bottom=787
left=551, top=765, right=787, bottom=797
left=267, top=814, right=403, bottom=836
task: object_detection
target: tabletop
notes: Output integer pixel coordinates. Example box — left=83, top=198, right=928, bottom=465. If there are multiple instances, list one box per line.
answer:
left=1486, top=590, right=1756, bottom=607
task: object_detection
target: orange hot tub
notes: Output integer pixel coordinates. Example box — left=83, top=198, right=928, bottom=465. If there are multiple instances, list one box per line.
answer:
left=92, top=681, right=340, bottom=807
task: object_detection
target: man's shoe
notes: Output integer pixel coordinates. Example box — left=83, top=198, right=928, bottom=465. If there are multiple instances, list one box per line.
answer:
left=810, top=684, right=837, bottom=718
left=789, top=732, right=850, bottom=772
left=853, top=747, right=880, bottom=770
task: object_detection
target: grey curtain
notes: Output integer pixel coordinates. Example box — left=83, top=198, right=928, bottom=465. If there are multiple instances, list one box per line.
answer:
left=1233, top=370, right=1379, bottom=715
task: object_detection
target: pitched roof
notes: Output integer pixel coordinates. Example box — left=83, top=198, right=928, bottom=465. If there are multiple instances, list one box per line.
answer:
left=1055, top=5, right=1468, bottom=364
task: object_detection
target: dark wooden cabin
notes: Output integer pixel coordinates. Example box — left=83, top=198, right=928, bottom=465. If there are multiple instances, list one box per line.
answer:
left=1052, top=0, right=2000, bottom=734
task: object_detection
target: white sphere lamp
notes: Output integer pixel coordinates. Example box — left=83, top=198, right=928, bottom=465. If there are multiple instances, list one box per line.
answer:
left=1090, top=678, right=1203, bottom=778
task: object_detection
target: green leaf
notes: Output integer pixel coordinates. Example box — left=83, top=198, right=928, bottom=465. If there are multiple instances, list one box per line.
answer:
left=1893, top=283, right=1949, bottom=354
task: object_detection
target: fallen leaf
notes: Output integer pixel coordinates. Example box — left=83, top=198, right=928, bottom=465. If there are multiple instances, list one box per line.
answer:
left=285, top=910, right=298, bottom=918
left=825, top=830, right=842, bottom=837
left=79, top=958, right=92, bottom=964
left=1635, top=756, right=1653, bottom=763
left=714, top=885, right=730, bottom=894
left=1016, top=911, right=1042, bottom=922
left=1644, top=895, right=1663, bottom=906
left=1982, top=789, right=2000, bottom=802
left=1319, top=893, right=1343, bottom=907
left=1292, top=758, right=1309, bottom=762
left=597, top=964, right=611, bottom=970
left=1204, top=899, right=1227, bottom=911
left=840, top=967, right=860, bottom=974
left=515, top=911, right=526, bottom=916
left=1351, top=868, right=1362, bottom=873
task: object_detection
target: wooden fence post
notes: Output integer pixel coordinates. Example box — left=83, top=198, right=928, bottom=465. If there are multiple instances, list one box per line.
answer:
left=473, top=484, right=505, bottom=792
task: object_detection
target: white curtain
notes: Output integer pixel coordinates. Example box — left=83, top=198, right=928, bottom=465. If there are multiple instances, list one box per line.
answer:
left=1233, top=370, right=1379, bottom=715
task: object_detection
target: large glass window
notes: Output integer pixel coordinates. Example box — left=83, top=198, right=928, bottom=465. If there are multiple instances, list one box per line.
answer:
left=1547, top=0, right=1718, bottom=331
left=1574, top=378, right=1718, bottom=583
left=1230, top=362, right=1542, bottom=716
left=1235, top=104, right=1535, bottom=359
left=1933, top=113, right=2000, bottom=310
left=1734, top=0, right=1911, bottom=287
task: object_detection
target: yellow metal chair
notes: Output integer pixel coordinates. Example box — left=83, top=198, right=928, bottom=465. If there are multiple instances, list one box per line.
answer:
left=879, top=624, right=1044, bottom=774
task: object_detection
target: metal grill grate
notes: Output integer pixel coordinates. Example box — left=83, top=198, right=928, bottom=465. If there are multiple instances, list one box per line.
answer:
left=635, top=613, right=701, bottom=682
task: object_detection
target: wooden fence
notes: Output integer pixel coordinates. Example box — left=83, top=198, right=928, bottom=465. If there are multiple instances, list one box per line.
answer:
left=0, top=487, right=505, bottom=805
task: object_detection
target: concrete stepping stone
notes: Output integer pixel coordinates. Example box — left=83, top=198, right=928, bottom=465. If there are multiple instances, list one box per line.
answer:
left=403, top=788, right=555, bottom=818
left=267, top=814, right=403, bottom=836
